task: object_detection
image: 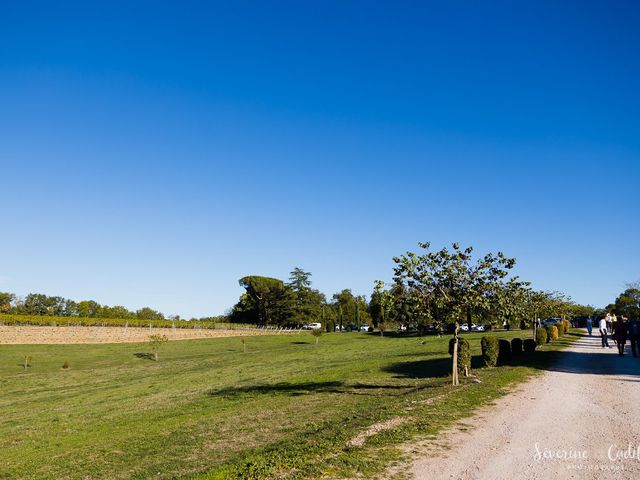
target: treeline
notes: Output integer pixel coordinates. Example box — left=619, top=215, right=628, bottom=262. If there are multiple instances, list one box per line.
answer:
left=229, top=268, right=371, bottom=331
left=606, top=283, right=640, bottom=319
left=0, top=292, right=224, bottom=323
left=1, top=242, right=598, bottom=331
left=229, top=244, right=594, bottom=331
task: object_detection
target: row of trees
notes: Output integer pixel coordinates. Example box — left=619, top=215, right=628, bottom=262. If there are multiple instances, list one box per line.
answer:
left=228, top=243, right=592, bottom=331
left=383, top=242, right=590, bottom=330
left=229, top=268, right=371, bottom=331
left=0, top=292, right=168, bottom=321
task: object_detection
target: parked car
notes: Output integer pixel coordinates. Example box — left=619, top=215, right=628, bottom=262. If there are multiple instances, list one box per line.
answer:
left=360, top=324, right=370, bottom=332
left=543, top=318, right=561, bottom=328
left=471, top=324, right=486, bottom=332
left=459, top=324, right=469, bottom=331
left=302, top=322, right=322, bottom=330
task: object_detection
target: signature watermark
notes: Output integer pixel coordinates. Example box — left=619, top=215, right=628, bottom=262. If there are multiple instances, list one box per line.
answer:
left=532, top=443, right=640, bottom=471
left=533, top=443, right=587, bottom=461
left=608, top=444, right=640, bottom=462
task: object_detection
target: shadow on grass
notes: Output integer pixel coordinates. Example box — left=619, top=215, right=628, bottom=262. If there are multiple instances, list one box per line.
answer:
left=383, top=357, right=452, bottom=379
left=208, top=380, right=437, bottom=398
left=134, top=352, right=156, bottom=361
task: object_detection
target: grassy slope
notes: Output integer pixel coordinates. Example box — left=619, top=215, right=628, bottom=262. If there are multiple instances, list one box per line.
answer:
left=0, top=330, right=579, bottom=479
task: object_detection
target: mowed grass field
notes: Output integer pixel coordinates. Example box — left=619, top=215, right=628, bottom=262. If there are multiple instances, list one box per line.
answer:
left=0, top=330, right=578, bottom=479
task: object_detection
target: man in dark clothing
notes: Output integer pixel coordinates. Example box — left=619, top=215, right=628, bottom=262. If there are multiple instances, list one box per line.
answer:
left=627, top=318, right=640, bottom=358
left=613, top=318, right=627, bottom=356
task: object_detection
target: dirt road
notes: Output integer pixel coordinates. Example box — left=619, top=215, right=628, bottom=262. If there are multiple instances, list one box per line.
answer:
left=412, top=332, right=640, bottom=479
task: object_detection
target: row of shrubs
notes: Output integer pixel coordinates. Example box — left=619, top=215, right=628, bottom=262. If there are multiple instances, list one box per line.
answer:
left=450, top=336, right=536, bottom=372
left=0, top=314, right=255, bottom=330
left=449, top=320, right=572, bottom=372
left=535, top=319, right=570, bottom=346
left=478, top=336, right=538, bottom=367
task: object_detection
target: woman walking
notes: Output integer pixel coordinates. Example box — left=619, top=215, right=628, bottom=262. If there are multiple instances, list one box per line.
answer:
left=586, top=316, right=593, bottom=336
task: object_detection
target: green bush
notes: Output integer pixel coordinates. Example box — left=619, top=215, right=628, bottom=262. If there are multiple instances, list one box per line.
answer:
left=511, top=338, right=523, bottom=356
left=498, top=339, right=512, bottom=363
left=556, top=321, right=564, bottom=336
left=546, top=325, right=559, bottom=342
left=563, top=319, right=570, bottom=333
left=523, top=339, right=537, bottom=353
left=535, top=328, right=547, bottom=345
left=448, top=337, right=471, bottom=374
left=480, top=335, right=499, bottom=367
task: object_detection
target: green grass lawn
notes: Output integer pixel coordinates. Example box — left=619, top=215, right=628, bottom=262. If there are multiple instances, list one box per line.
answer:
left=0, top=329, right=579, bottom=479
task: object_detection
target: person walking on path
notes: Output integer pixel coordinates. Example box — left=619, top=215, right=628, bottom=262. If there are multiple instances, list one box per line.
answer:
left=586, top=316, right=593, bottom=336
left=627, top=317, right=640, bottom=358
left=599, top=316, right=611, bottom=348
left=613, top=317, right=627, bottom=356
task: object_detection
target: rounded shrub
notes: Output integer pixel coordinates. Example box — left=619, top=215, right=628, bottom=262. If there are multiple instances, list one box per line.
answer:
left=448, top=337, right=471, bottom=374
left=546, top=325, right=559, bottom=342
left=556, top=321, right=565, bottom=336
left=480, top=335, right=499, bottom=367
left=498, top=339, right=512, bottom=363
left=511, top=338, right=523, bottom=356
left=523, top=338, right=537, bottom=353
left=563, top=319, right=570, bottom=333
left=535, top=328, right=547, bottom=346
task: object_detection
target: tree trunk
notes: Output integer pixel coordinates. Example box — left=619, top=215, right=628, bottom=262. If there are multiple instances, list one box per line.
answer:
left=452, top=338, right=459, bottom=386
left=452, top=322, right=460, bottom=386
left=467, top=308, right=473, bottom=331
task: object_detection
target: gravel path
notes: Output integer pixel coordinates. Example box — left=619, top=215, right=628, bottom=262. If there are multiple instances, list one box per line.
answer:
left=412, top=332, right=640, bottom=479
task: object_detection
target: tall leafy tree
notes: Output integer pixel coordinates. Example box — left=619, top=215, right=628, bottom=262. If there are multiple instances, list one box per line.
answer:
left=369, top=280, right=395, bottom=329
left=287, top=267, right=324, bottom=324
left=236, top=276, right=296, bottom=326
left=612, top=288, right=640, bottom=319
left=287, top=268, right=312, bottom=292
left=392, top=242, right=516, bottom=328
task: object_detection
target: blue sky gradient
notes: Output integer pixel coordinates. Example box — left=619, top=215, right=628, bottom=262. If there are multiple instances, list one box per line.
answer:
left=1, top=1, right=639, bottom=317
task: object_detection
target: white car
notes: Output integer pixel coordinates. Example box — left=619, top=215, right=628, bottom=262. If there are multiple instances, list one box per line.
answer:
left=360, top=324, right=370, bottom=332
left=459, top=324, right=469, bottom=331
left=471, top=324, right=486, bottom=332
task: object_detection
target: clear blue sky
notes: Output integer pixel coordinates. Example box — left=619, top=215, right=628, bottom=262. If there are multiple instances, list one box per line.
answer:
left=1, top=1, right=638, bottom=317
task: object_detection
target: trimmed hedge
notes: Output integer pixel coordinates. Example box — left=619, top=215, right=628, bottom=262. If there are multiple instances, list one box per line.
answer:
left=498, top=339, right=512, bottom=363
left=511, top=338, right=523, bottom=356
left=523, top=338, right=537, bottom=353
left=563, top=319, right=570, bottom=333
left=556, top=321, right=565, bottom=336
left=481, top=335, right=499, bottom=367
left=535, top=328, right=548, bottom=346
left=448, top=337, right=471, bottom=374
left=546, top=325, right=559, bottom=342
